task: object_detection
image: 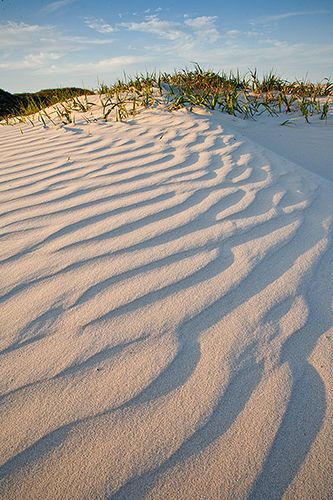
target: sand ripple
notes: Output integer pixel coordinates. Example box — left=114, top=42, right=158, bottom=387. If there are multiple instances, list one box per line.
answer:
left=0, top=109, right=333, bottom=499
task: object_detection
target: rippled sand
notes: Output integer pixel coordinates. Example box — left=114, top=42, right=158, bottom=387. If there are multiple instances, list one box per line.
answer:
left=0, top=108, right=333, bottom=499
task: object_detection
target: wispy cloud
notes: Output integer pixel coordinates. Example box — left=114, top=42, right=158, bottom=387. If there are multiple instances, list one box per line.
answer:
left=85, top=17, right=115, bottom=34
left=224, top=29, right=260, bottom=38
left=254, top=10, right=328, bottom=24
left=43, top=0, right=76, bottom=13
left=120, top=15, right=188, bottom=42
left=184, top=16, right=220, bottom=43
left=0, top=21, right=113, bottom=50
left=224, top=29, right=241, bottom=37
left=59, top=35, right=114, bottom=46
left=0, top=22, right=53, bottom=47
left=118, top=14, right=221, bottom=49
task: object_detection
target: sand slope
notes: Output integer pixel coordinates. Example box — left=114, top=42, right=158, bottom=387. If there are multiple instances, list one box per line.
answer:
left=0, top=108, right=333, bottom=499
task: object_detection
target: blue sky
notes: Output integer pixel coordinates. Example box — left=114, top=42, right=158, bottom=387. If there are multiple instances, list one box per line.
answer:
left=1, top=0, right=332, bottom=92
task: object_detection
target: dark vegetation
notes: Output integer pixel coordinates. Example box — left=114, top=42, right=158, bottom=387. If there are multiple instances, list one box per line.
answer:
left=0, top=87, right=94, bottom=119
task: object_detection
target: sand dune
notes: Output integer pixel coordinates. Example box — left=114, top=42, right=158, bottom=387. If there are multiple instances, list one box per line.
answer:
left=0, top=107, right=333, bottom=499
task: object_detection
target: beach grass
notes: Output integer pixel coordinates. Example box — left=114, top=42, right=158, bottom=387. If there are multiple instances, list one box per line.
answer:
left=1, top=65, right=332, bottom=128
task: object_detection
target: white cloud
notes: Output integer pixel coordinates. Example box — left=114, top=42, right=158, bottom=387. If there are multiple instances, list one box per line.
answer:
left=120, top=14, right=220, bottom=47
left=184, top=16, right=220, bottom=43
left=119, top=14, right=222, bottom=50
left=121, top=15, right=188, bottom=42
left=184, top=16, right=216, bottom=29
left=43, top=0, right=76, bottom=13
left=85, top=17, right=115, bottom=34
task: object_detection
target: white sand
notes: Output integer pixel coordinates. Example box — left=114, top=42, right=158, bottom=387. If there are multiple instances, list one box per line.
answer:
left=0, top=105, right=333, bottom=499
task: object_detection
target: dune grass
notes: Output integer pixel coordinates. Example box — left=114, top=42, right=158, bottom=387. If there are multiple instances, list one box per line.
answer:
left=1, top=65, right=332, bottom=128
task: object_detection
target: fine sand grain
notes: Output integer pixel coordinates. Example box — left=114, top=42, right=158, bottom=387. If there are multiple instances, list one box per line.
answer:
left=0, top=107, right=332, bottom=499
